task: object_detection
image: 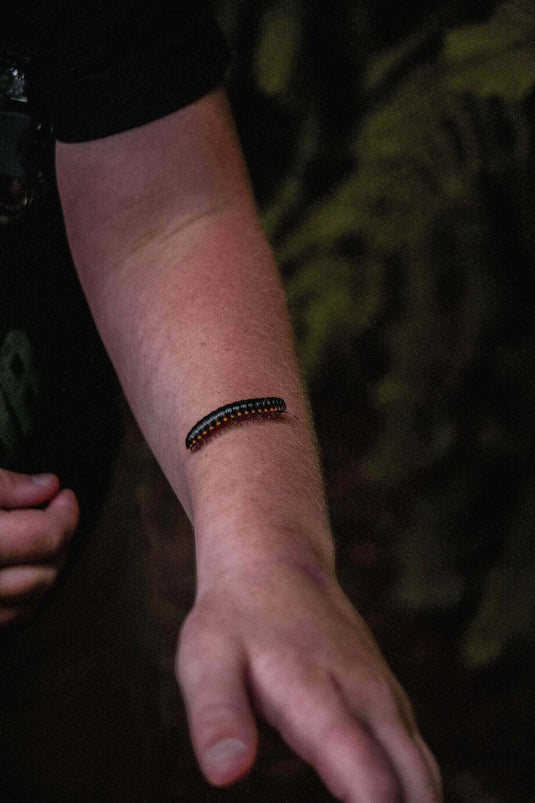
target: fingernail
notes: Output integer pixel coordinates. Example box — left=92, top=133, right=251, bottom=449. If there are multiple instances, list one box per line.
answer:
left=53, top=489, right=76, bottom=506
left=204, top=738, right=247, bottom=773
left=32, top=473, right=56, bottom=486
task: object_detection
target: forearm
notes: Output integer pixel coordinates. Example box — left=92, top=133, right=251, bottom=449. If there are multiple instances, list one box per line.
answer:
left=56, top=92, right=332, bottom=584
left=79, top=211, right=330, bottom=580
left=55, top=90, right=442, bottom=801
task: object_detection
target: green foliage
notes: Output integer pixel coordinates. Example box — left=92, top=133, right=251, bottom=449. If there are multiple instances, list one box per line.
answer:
left=445, top=0, right=535, bottom=99
left=215, top=0, right=535, bottom=675
left=254, top=1, right=302, bottom=97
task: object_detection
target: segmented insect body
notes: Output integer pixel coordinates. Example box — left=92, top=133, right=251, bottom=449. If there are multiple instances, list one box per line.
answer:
left=185, top=397, right=287, bottom=450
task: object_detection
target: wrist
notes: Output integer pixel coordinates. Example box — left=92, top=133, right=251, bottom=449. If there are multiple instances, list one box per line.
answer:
left=179, top=390, right=333, bottom=588
left=193, top=511, right=336, bottom=594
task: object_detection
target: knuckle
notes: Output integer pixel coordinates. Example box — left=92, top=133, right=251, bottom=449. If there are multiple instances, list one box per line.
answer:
left=178, top=611, right=202, bottom=651
left=43, top=523, right=69, bottom=556
left=179, top=607, right=220, bottom=649
left=362, top=672, right=401, bottom=720
left=195, top=700, right=247, bottom=730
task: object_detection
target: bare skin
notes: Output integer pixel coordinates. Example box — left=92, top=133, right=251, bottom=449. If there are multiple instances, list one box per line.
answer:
left=0, top=469, right=78, bottom=626
left=52, top=86, right=443, bottom=800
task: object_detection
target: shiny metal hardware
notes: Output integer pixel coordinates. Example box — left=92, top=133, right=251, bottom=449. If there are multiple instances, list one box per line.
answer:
left=0, top=51, right=52, bottom=223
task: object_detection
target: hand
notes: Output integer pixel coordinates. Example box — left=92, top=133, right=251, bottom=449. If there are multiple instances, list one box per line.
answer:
left=177, top=555, right=442, bottom=801
left=0, top=469, right=79, bottom=626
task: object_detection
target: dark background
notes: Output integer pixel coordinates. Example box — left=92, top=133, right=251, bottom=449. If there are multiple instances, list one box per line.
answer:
left=209, top=1, right=534, bottom=799
left=128, top=1, right=535, bottom=799
left=2, top=1, right=534, bottom=801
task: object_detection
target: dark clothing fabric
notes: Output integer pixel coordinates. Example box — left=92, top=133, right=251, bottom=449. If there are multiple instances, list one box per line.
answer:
left=0, top=4, right=229, bottom=800
left=0, top=158, right=156, bottom=803
left=3, top=1, right=229, bottom=142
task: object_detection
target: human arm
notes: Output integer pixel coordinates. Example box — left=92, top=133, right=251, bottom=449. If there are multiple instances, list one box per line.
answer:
left=0, top=469, right=79, bottom=626
left=55, top=87, right=442, bottom=801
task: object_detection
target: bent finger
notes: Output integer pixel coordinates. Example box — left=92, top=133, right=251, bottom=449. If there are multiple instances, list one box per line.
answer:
left=251, top=666, right=403, bottom=803
left=370, top=719, right=442, bottom=802
left=0, top=469, right=59, bottom=509
left=45, top=488, right=79, bottom=538
left=343, top=672, right=442, bottom=801
left=0, top=564, right=58, bottom=604
left=177, top=625, right=258, bottom=787
left=0, top=489, right=78, bottom=564
left=414, top=733, right=443, bottom=798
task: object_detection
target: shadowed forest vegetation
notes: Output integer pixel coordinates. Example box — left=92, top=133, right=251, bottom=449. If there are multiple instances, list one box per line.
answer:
left=210, top=1, right=535, bottom=799
left=1, top=2, right=533, bottom=800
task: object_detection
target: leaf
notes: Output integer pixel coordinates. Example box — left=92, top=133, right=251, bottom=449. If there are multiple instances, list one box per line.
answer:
left=255, top=1, right=303, bottom=97
left=444, top=1, right=535, bottom=99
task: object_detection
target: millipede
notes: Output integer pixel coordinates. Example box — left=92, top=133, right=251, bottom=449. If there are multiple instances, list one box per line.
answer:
left=185, top=397, right=291, bottom=451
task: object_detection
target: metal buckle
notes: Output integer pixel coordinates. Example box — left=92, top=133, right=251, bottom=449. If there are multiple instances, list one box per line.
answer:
left=0, top=48, right=28, bottom=103
left=0, top=51, right=52, bottom=223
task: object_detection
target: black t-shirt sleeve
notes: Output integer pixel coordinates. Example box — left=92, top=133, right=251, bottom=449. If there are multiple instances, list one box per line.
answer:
left=24, top=2, right=230, bottom=143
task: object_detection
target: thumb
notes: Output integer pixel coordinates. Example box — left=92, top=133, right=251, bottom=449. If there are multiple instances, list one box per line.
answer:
left=0, top=469, right=59, bottom=509
left=177, top=621, right=258, bottom=787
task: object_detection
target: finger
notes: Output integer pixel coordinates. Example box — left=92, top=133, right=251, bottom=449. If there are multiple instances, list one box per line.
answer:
left=343, top=672, right=443, bottom=802
left=0, top=469, right=59, bottom=509
left=0, top=489, right=79, bottom=565
left=251, top=664, right=403, bottom=803
left=414, top=733, right=443, bottom=799
left=46, top=488, right=80, bottom=530
left=177, top=621, right=258, bottom=787
left=370, top=720, right=442, bottom=802
left=0, top=564, right=58, bottom=604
